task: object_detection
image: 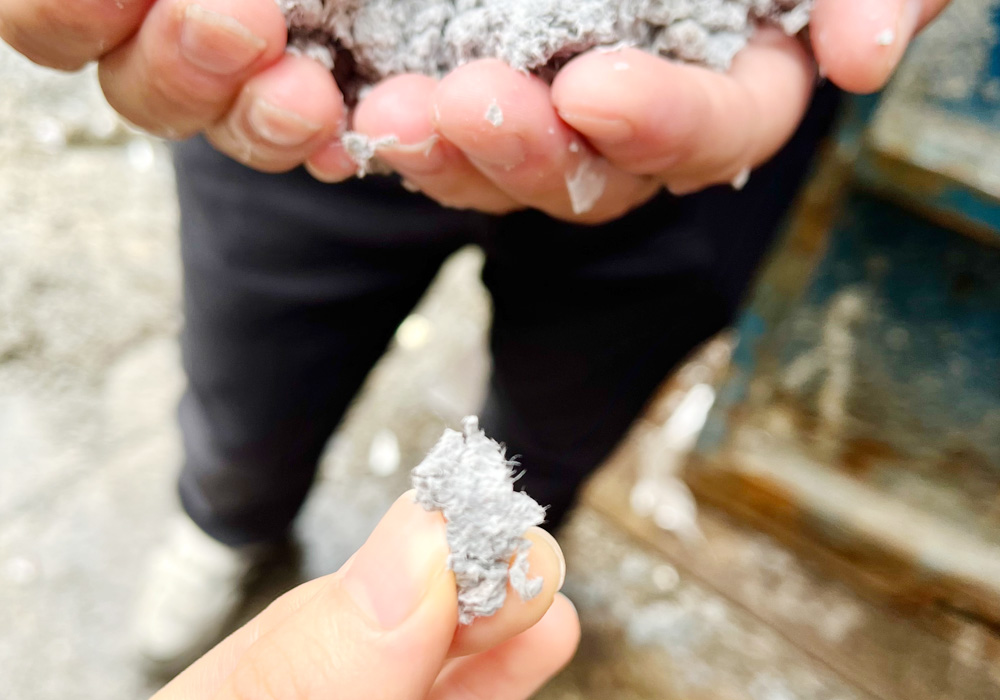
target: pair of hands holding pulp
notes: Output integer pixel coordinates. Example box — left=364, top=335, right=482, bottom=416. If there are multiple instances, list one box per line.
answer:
left=0, top=0, right=949, bottom=224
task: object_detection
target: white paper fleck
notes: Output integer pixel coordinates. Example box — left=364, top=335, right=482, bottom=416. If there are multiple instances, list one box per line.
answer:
left=566, top=156, right=608, bottom=215
left=368, top=428, right=401, bottom=476
left=875, top=28, right=895, bottom=46
left=485, top=99, right=504, bottom=127
left=341, top=131, right=400, bottom=177
left=731, top=166, right=751, bottom=191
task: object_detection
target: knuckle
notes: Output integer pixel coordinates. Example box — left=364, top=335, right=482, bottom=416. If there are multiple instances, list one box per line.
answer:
left=0, top=14, right=84, bottom=70
left=34, top=2, right=106, bottom=65
left=230, top=633, right=335, bottom=700
left=305, top=162, right=352, bottom=184
left=449, top=678, right=493, bottom=700
left=227, top=646, right=286, bottom=700
left=205, top=128, right=256, bottom=167
left=227, top=625, right=342, bottom=700
left=212, top=124, right=305, bottom=172
left=429, top=179, right=491, bottom=210
left=0, top=16, right=34, bottom=59
left=146, top=56, right=217, bottom=113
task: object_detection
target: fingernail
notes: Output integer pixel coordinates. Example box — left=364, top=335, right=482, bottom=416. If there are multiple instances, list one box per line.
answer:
left=528, top=527, right=567, bottom=591
left=557, top=111, right=634, bottom=145
left=180, top=4, right=267, bottom=76
left=665, top=181, right=700, bottom=197
left=875, top=0, right=921, bottom=50
left=379, top=135, right=445, bottom=175
left=899, top=0, right=923, bottom=43
left=467, top=133, right=527, bottom=169
left=306, top=142, right=357, bottom=182
left=342, top=491, right=449, bottom=629
left=248, top=98, right=321, bottom=147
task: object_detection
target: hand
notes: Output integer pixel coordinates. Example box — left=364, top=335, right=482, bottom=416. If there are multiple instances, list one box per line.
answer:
left=0, top=0, right=345, bottom=173
left=152, top=491, right=578, bottom=700
left=339, top=0, right=952, bottom=222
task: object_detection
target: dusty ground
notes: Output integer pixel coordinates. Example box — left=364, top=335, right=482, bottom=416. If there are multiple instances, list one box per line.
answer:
left=1, top=42, right=886, bottom=700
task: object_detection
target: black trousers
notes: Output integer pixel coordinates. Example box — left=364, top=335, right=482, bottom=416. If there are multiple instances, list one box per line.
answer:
left=174, top=85, right=841, bottom=546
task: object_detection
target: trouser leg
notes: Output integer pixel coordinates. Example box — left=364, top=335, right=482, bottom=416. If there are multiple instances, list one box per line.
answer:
left=172, top=137, right=474, bottom=546
left=480, top=84, right=843, bottom=530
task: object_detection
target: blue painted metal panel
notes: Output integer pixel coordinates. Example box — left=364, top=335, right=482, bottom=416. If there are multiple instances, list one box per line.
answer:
left=689, top=0, right=1000, bottom=620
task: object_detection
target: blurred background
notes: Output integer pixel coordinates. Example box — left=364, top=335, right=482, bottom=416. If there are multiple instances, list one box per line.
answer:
left=2, top=1, right=999, bottom=699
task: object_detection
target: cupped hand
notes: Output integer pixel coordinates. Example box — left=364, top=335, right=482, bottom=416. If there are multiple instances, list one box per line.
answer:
left=0, top=0, right=950, bottom=220
left=334, top=0, right=951, bottom=223
left=0, top=0, right=347, bottom=172
left=152, top=491, right=578, bottom=700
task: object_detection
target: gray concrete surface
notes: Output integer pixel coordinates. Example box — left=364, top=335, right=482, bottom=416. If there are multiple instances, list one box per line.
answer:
left=0, top=42, right=880, bottom=700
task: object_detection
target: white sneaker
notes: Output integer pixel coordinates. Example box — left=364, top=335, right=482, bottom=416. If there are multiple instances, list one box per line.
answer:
left=133, top=515, right=274, bottom=677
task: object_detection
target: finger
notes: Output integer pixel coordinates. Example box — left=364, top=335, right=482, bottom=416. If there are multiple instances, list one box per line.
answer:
left=97, top=0, right=287, bottom=138
left=158, top=548, right=366, bottom=695
left=207, top=54, right=345, bottom=172
left=448, top=527, right=566, bottom=658
left=812, top=0, right=952, bottom=93
left=159, top=576, right=330, bottom=695
left=155, top=491, right=455, bottom=700
left=434, top=60, right=659, bottom=223
left=0, top=0, right=155, bottom=71
left=430, top=595, right=581, bottom=700
left=155, top=491, right=569, bottom=700
left=552, top=31, right=815, bottom=195
left=350, top=74, right=521, bottom=213
left=304, top=138, right=361, bottom=184
left=172, top=522, right=566, bottom=695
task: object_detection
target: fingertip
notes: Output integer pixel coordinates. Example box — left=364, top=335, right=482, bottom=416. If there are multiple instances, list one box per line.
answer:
left=305, top=139, right=357, bottom=183
left=447, top=527, right=567, bottom=658
left=552, top=49, right=707, bottom=173
left=433, top=59, right=548, bottom=147
left=347, top=72, right=524, bottom=213
left=156, top=0, right=288, bottom=85
left=811, top=0, right=920, bottom=93
left=540, top=594, right=582, bottom=666
left=354, top=74, right=439, bottom=139
left=178, top=0, right=289, bottom=62
left=552, top=46, right=620, bottom=97
left=246, top=53, right=345, bottom=131
left=525, top=527, right=566, bottom=593
left=208, top=53, right=345, bottom=170
left=97, top=0, right=292, bottom=137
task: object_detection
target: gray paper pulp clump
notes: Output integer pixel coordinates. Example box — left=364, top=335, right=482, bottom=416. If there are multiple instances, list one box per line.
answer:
left=411, top=416, right=547, bottom=625
left=278, top=0, right=814, bottom=94
left=277, top=0, right=814, bottom=191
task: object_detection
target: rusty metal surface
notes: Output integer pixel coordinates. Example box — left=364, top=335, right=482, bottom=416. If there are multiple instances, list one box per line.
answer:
left=857, top=0, right=1000, bottom=237
left=886, top=0, right=1000, bottom=122
left=692, top=186, right=1000, bottom=623
left=541, top=509, right=877, bottom=700
left=685, top=0, right=1000, bottom=630
left=582, top=445, right=1000, bottom=700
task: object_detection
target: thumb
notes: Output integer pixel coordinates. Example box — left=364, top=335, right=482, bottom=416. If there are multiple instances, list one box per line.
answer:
left=155, top=490, right=565, bottom=700
left=219, top=492, right=457, bottom=700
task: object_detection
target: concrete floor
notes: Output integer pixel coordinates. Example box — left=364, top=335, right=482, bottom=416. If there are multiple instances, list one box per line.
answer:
left=0, top=43, right=913, bottom=700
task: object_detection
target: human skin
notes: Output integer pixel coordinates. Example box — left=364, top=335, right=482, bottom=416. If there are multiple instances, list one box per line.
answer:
left=0, top=0, right=952, bottom=224
left=151, top=491, right=577, bottom=700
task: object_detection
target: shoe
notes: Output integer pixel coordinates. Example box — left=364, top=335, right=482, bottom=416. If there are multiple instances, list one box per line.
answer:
left=133, top=514, right=276, bottom=678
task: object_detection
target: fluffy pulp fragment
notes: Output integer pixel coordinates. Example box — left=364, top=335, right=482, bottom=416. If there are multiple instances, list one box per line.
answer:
left=279, top=0, right=813, bottom=175
left=278, top=0, right=815, bottom=95
left=411, top=416, right=547, bottom=625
